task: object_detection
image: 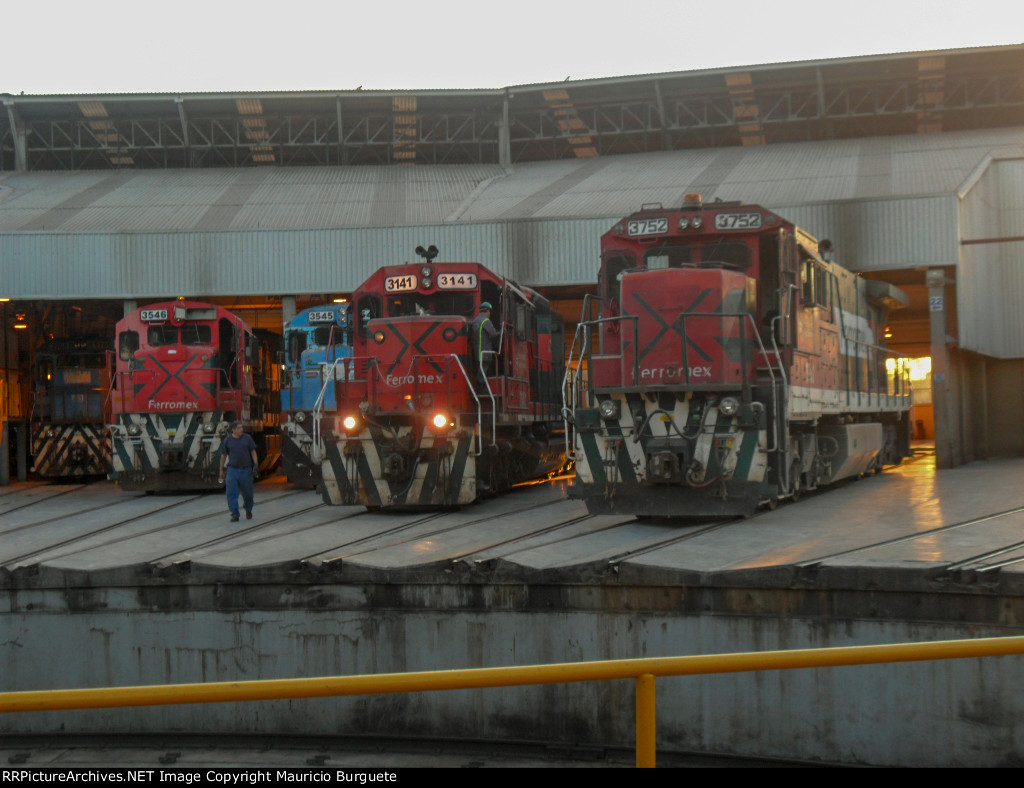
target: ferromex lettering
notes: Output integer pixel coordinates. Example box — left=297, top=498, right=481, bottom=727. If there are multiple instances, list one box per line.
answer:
left=148, top=400, right=199, bottom=409
left=640, top=366, right=713, bottom=380
left=385, top=374, right=444, bottom=386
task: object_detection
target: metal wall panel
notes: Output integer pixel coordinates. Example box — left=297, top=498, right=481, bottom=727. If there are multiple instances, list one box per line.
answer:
left=959, top=159, right=1024, bottom=358
left=0, top=199, right=964, bottom=301
left=0, top=219, right=611, bottom=298
left=778, top=197, right=960, bottom=271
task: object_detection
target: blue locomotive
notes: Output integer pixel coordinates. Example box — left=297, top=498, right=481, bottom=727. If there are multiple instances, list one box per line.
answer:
left=281, top=304, right=353, bottom=488
left=31, top=337, right=112, bottom=478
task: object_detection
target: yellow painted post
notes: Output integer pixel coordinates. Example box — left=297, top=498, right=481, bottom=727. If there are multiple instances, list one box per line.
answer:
left=635, top=673, right=656, bottom=768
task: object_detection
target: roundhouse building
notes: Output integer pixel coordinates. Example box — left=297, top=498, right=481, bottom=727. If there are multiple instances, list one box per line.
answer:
left=2, top=44, right=1023, bottom=478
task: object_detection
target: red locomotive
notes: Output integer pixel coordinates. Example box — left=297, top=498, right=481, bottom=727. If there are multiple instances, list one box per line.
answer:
left=320, top=250, right=566, bottom=508
left=108, top=301, right=279, bottom=491
left=566, top=195, right=912, bottom=517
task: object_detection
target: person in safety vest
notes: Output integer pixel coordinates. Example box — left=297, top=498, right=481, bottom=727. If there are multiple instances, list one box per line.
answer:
left=470, top=301, right=498, bottom=389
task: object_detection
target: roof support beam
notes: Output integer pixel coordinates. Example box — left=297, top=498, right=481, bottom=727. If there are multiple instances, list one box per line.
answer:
left=3, top=100, right=27, bottom=172
left=498, top=95, right=511, bottom=168
left=653, top=80, right=671, bottom=151
left=336, top=96, right=347, bottom=165
left=175, top=98, right=192, bottom=166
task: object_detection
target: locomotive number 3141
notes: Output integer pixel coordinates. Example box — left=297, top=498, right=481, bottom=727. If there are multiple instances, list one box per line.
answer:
left=384, top=275, right=418, bottom=293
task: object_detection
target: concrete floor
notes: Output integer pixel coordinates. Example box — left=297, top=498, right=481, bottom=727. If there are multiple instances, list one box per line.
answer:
left=5, top=452, right=1024, bottom=767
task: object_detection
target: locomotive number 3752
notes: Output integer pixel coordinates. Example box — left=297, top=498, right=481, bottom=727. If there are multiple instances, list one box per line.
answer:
left=714, top=212, right=762, bottom=230
left=627, top=218, right=668, bottom=237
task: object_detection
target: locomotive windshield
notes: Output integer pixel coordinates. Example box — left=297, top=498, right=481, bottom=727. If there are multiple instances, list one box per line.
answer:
left=313, top=326, right=348, bottom=346
left=146, top=324, right=213, bottom=347
left=643, top=241, right=752, bottom=270
left=37, top=352, right=105, bottom=371
left=387, top=293, right=476, bottom=318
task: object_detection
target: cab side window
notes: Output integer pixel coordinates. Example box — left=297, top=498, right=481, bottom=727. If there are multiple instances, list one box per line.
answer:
left=118, top=330, right=139, bottom=362
left=357, top=295, right=380, bottom=338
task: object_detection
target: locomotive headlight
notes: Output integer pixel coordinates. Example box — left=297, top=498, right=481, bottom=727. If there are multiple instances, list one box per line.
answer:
left=599, top=399, right=620, bottom=420
left=420, top=265, right=432, bottom=278
left=677, top=218, right=689, bottom=230
left=128, top=424, right=142, bottom=436
left=422, top=277, right=432, bottom=289
left=430, top=412, right=451, bottom=432
left=294, top=411, right=307, bottom=424
left=691, top=217, right=703, bottom=229
left=341, top=414, right=359, bottom=432
left=47, top=428, right=56, bottom=438
left=718, top=396, right=740, bottom=417
left=202, top=422, right=215, bottom=434
left=373, top=330, right=386, bottom=344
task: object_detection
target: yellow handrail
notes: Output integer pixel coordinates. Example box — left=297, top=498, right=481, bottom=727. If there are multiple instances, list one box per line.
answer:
left=4, top=635, right=1024, bottom=767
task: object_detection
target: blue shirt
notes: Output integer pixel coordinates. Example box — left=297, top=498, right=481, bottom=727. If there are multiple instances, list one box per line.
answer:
left=220, top=433, right=257, bottom=468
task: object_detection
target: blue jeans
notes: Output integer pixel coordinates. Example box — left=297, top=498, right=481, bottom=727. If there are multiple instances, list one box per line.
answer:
left=225, top=467, right=254, bottom=518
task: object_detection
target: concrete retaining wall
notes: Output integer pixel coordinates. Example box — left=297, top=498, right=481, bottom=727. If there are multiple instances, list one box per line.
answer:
left=4, top=603, right=1023, bottom=766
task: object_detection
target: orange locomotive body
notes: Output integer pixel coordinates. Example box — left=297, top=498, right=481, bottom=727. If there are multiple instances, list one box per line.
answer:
left=320, top=257, right=566, bottom=508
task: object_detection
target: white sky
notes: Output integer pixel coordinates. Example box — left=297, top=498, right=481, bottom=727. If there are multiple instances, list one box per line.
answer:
left=2, top=0, right=1021, bottom=95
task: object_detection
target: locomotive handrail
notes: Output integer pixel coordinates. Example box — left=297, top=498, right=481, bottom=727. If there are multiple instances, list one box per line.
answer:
left=767, top=313, right=789, bottom=490
left=839, top=336, right=912, bottom=405
left=576, top=314, right=640, bottom=386
left=562, top=304, right=640, bottom=459
left=406, top=352, right=495, bottom=455
left=440, top=353, right=492, bottom=456
left=561, top=322, right=586, bottom=460
left=311, top=356, right=349, bottom=463
left=561, top=296, right=590, bottom=401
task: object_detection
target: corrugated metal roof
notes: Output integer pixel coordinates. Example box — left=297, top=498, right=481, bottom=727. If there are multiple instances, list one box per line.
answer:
left=0, top=165, right=509, bottom=233
left=2, top=129, right=1022, bottom=235
left=2, top=129, right=1023, bottom=319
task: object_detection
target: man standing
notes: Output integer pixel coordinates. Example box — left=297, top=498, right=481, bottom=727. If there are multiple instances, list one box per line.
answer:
left=470, top=301, right=498, bottom=389
left=219, top=421, right=259, bottom=522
